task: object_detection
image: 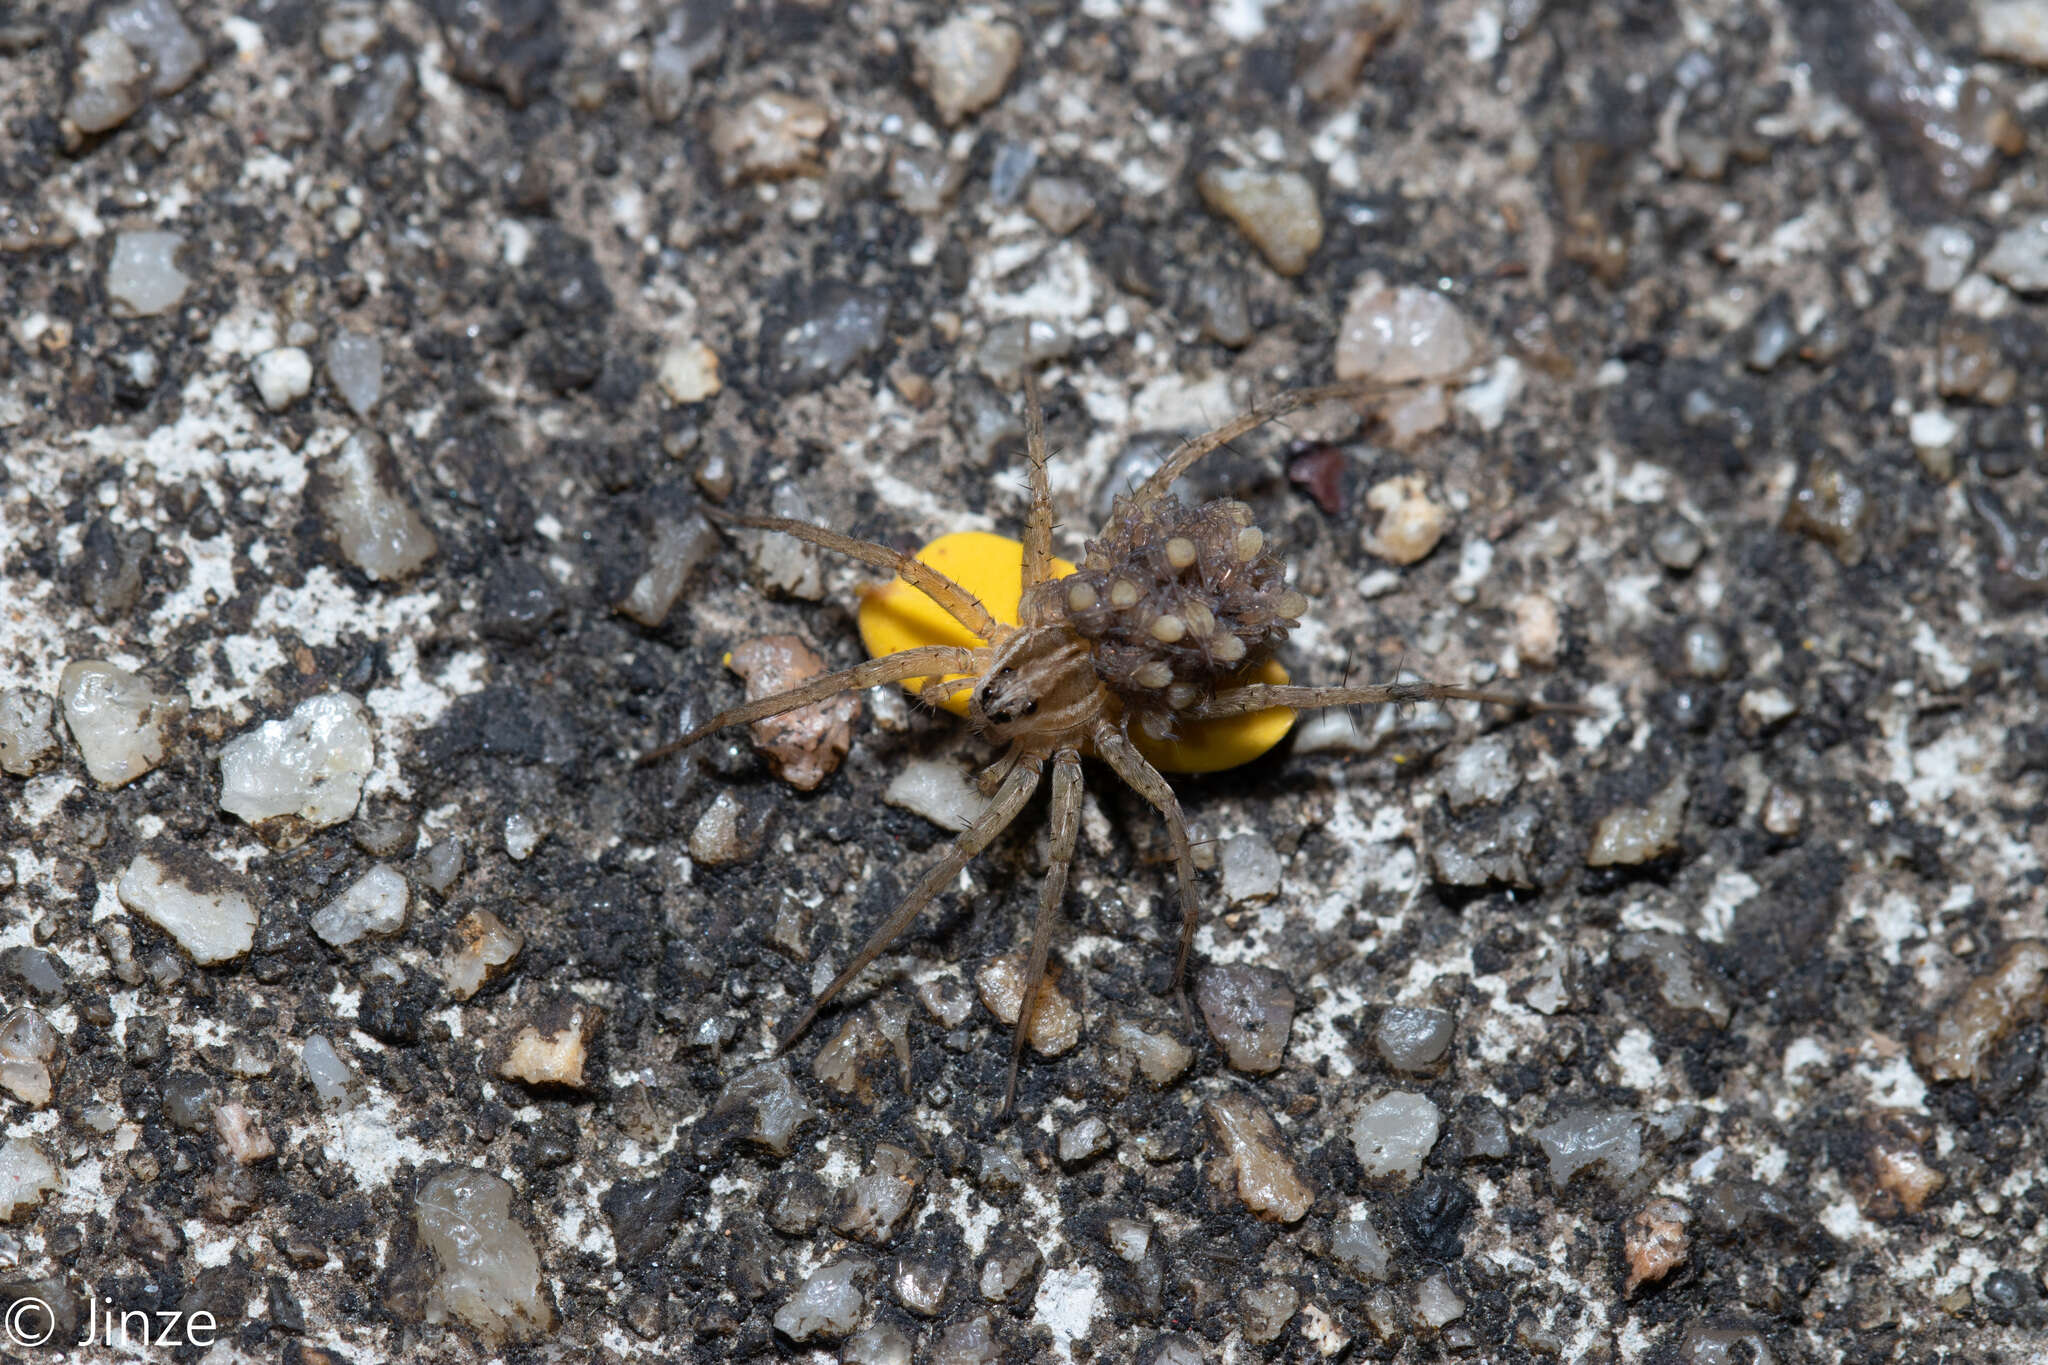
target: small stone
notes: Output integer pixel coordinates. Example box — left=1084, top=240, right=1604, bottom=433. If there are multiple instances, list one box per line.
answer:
left=892, top=1255, right=950, bottom=1316
left=322, top=433, right=437, bottom=580
left=310, top=864, right=408, bottom=946
left=1336, top=276, right=1479, bottom=384
left=1197, top=166, right=1324, bottom=276
left=844, top=1321, right=915, bottom=1365
left=1205, top=1092, right=1314, bottom=1222
left=0, top=1138, right=60, bottom=1221
left=978, top=1242, right=1040, bottom=1302
left=1444, top=736, right=1519, bottom=810
left=106, top=0, right=204, bottom=95
left=1184, top=268, right=1253, bottom=348
left=1623, top=1197, right=1691, bottom=1294
left=1025, top=176, right=1095, bottom=235
left=725, top=635, right=858, bottom=791
left=501, top=1002, right=602, bottom=1088
left=301, top=1034, right=357, bottom=1106
left=1737, top=686, right=1798, bottom=731
left=1057, top=1115, right=1113, bottom=1165
left=975, top=953, right=1081, bottom=1056
left=64, top=26, right=146, bottom=134
left=812, top=1011, right=891, bottom=1102
left=688, top=791, right=750, bottom=864
left=1679, top=622, right=1730, bottom=679
left=420, top=837, right=466, bottom=894
left=1761, top=783, right=1805, bottom=838
left=1783, top=451, right=1873, bottom=565
left=1936, top=320, right=2016, bottom=403
left=319, top=1, right=380, bottom=60
left=60, top=660, right=171, bottom=788
left=252, top=347, right=313, bottom=411
left=1350, top=1091, right=1442, bottom=1178
left=1219, top=834, right=1282, bottom=903
left=1917, top=223, right=1977, bottom=293
left=775, top=1260, right=867, bottom=1342
left=1532, top=1109, right=1642, bottom=1185
left=1981, top=1, right=2048, bottom=66
left=928, top=1315, right=1001, bottom=1365
left=838, top=1144, right=921, bottom=1244
left=1915, top=939, right=2048, bottom=1082
left=1650, top=517, right=1705, bottom=570
left=1512, top=593, right=1561, bottom=669
left=1362, top=474, right=1449, bottom=565
left=1195, top=963, right=1295, bottom=1073
left=1984, top=216, right=2048, bottom=292
left=645, top=12, right=723, bottom=121
left=1375, top=1006, right=1455, bottom=1072
left=117, top=852, right=258, bottom=965
left=325, top=331, right=383, bottom=416
left=1238, top=1280, right=1300, bottom=1344
left=218, top=692, right=375, bottom=828
left=0, top=688, right=61, bottom=777
left=1586, top=776, right=1688, bottom=867
left=1861, top=1117, right=1946, bottom=1216
left=345, top=51, right=416, bottom=153
left=1414, top=1273, right=1464, bottom=1329
left=1331, top=1210, right=1392, bottom=1280
left=1613, top=931, right=1732, bottom=1027
left=215, top=1100, right=276, bottom=1165
left=502, top=810, right=539, bottom=860
left=913, top=15, right=1022, bottom=124
left=1107, top=1017, right=1194, bottom=1085
left=710, top=1062, right=817, bottom=1156
left=414, top=1168, right=555, bottom=1345
left=885, top=758, right=983, bottom=830
left=657, top=341, right=722, bottom=404
left=618, top=512, right=718, bottom=627
left=886, top=149, right=966, bottom=214
left=975, top=317, right=1071, bottom=386
left=0, top=1008, right=61, bottom=1107
left=768, top=286, right=890, bottom=392
left=106, top=231, right=190, bottom=316
left=444, top=910, right=523, bottom=1000
left=915, top=974, right=974, bottom=1029
left=710, top=91, right=830, bottom=185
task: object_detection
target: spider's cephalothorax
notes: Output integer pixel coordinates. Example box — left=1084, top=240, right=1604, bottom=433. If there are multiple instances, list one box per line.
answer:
left=642, top=373, right=1589, bottom=1115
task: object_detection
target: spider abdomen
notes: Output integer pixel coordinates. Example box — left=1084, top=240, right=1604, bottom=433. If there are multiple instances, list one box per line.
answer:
left=1033, top=494, right=1305, bottom=726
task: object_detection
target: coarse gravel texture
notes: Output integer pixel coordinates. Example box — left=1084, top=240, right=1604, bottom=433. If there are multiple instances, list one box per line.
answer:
left=4, top=1, right=2048, bottom=1362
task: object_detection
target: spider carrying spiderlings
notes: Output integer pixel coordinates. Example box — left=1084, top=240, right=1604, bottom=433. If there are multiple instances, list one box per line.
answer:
left=643, top=372, right=1589, bottom=1114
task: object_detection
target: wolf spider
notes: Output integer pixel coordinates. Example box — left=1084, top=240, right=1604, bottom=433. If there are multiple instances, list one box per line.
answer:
left=647, top=374, right=1585, bottom=1113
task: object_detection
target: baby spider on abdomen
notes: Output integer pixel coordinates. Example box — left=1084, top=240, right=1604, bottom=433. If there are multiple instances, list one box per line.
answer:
left=644, top=373, right=1588, bottom=1114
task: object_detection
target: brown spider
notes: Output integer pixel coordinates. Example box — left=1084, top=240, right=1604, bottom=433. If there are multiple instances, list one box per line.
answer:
left=646, top=374, right=1586, bottom=1112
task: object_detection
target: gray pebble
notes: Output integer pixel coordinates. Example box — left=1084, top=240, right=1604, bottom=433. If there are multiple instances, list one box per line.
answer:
left=769, top=285, right=890, bottom=391
left=1374, top=1005, right=1454, bottom=1072
left=1650, top=516, right=1705, bottom=570
left=346, top=52, right=416, bottom=155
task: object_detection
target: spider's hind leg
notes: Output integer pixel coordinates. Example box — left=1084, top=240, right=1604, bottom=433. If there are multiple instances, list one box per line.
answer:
left=1092, top=722, right=1205, bottom=1018
left=777, top=755, right=1045, bottom=1051
left=1004, top=747, right=1083, bottom=1117
left=1187, top=681, right=1597, bottom=722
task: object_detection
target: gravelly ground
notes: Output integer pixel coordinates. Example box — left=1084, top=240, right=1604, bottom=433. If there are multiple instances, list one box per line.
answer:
left=5, top=0, right=2048, bottom=1361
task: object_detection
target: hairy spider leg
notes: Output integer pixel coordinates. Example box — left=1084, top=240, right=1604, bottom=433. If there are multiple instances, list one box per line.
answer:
left=1092, top=721, right=1205, bottom=1014
left=1189, top=681, right=1598, bottom=721
left=704, top=508, right=1010, bottom=643
left=1005, top=746, right=1083, bottom=1115
left=1132, top=378, right=1413, bottom=509
left=778, top=756, right=1045, bottom=1051
left=637, top=645, right=985, bottom=766
left=1020, top=372, right=1058, bottom=591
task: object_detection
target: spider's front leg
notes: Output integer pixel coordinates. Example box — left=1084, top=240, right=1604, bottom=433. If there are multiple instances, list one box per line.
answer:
left=1093, top=721, right=1205, bottom=1017
left=1005, top=746, right=1083, bottom=1116
left=637, top=645, right=986, bottom=766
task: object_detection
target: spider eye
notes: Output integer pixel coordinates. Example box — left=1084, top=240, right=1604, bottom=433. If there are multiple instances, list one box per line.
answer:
left=1022, top=700, right=1038, bottom=715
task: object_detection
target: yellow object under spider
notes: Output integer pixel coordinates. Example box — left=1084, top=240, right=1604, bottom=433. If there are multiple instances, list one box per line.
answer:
left=856, top=530, right=1296, bottom=774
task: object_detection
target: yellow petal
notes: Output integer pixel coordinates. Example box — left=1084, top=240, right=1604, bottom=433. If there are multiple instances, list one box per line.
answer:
left=856, top=530, right=1295, bottom=774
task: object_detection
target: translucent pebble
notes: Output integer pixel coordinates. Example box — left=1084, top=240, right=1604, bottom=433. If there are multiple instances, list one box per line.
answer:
left=116, top=852, right=258, bottom=965
left=106, top=231, right=190, bottom=317
left=300, top=1033, right=357, bottom=1105
left=1532, top=1109, right=1642, bottom=1185
left=310, top=864, right=408, bottom=946
left=1350, top=1091, right=1442, bottom=1178
left=415, top=1168, right=556, bottom=1344
left=325, top=331, right=384, bottom=416
left=218, top=692, right=375, bottom=827
left=58, top=661, right=168, bottom=787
